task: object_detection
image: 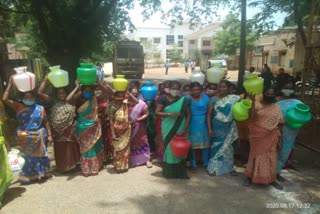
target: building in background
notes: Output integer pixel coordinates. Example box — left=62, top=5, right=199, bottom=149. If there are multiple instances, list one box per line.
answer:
left=126, top=22, right=222, bottom=66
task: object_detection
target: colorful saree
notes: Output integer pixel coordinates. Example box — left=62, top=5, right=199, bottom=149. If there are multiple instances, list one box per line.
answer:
left=50, top=101, right=80, bottom=172
left=108, top=100, right=131, bottom=172
left=0, top=135, right=12, bottom=208
left=276, top=99, right=302, bottom=174
left=207, top=95, right=239, bottom=175
left=187, top=94, right=210, bottom=167
left=16, top=104, right=51, bottom=183
left=76, top=97, right=104, bottom=176
left=129, top=100, right=150, bottom=166
left=162, top=97, right=189, bottom=179
left=245, top=103, right=282, bottom=184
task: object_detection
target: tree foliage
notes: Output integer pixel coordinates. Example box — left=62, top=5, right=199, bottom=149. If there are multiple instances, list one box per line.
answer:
left=167, top=44, right=183, bottom=65
left=0, top=0, right=135, bottom=80
left=140, top=39, right=161, bottom=68
left=213, top=13, right=259, bottom=56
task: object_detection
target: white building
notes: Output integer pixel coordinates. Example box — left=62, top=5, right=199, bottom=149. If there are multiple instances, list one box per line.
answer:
left=126, top=22, right=222, bottom=63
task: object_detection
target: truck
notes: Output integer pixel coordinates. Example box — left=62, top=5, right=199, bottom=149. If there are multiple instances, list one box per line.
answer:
left=113, top=39, right=144, bottom=79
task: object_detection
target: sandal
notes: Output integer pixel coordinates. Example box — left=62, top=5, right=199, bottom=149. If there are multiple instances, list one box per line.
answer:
left=243, top=178, right=251, bottom=187
left=276, top=174, right=286, bottom=182
left=146, top=161, right=153, bottom=168
left=230, top=170, right=238, bottom=176
left=207, top=171, right=216, bottom=176
left=271, top=181, right=284, bottom=190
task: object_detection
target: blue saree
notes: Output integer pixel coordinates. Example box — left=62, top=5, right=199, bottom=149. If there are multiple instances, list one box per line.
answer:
left=207, top=95, right=239, bottom=175
left=17, top=104, right=51, bottom=183
left=276, top=99, right=302, bottom=174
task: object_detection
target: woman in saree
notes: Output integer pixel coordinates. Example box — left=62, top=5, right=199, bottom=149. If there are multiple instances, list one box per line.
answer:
left=187, top=82, right=210, bottom=171
left=66, top=81, right=105, bottom=176
left=244, top=88, right=284, bottom=190
left=128, top=87, right=152, bottom=168
left=38, top=76, right=80, bottom=172
left=155, top=80, right=191, bottom=179
left=276, top=82, right=302, bottom=182
left=0, top=104, right=12, bottom=208
left=2, top=76, right=52, bottom=183
left=207, top=80, right=240, bottom=176
left=108, top=91, right=136, bottom=173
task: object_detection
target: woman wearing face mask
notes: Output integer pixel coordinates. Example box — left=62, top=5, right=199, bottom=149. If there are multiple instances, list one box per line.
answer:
left=155, top=81, right=191, bottom=179
left=187, top=82, right=210, bottom=171
left=205, top=83, right=218, bottom=98
left=66, top=82, right=105, bottom=176
left=2, top=76, right=52, bottom=183
left=207, top=80, right=240, bottom=176
left=154, top=81, right=171, bottom=161
left=108, top=91, right=135, bottom=173
left=127, top=87, right=152, bottom=168
left=244, top=88, right=284, bottom=190
left=38, top=76, right=80, bottom=172
left=182, top=84, right=191, bottom=96
left=275, top=82, right=302, bottom=182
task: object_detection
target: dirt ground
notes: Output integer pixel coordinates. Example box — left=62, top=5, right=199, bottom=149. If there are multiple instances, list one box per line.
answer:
left=1, top=67, right=320, bottom=214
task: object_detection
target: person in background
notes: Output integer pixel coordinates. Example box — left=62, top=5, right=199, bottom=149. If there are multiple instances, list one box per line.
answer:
left=128, top=87, right=152, bottom=168
left=207, top=80, right=240, bottom=176
left=38, top=76, right=80, bottom=173
left=244, top=67, right=255, bottom=80
left=184, top=59, right=190, bottom=73
left=155, top=80, right=191, bottom=179
left=275, top=68, right=295, bottom=92
left=163, top=80, right=171, bottom=95
left=165, top=60, right=170, bottom=75
left=244, top=88, right=284, bottom=190
left=229, top=83, right=236, bottom=94
left=67, top=82, right=105, bottom=177
left=182, top=84, right=191, bottom=96
left=205, top=83, right=218, bottom=98
left=3, top=76, right=52, bottom=183
left=157, top=83, right=166, bottom=96
left=276, top=82, right=302, bottom=182
left=187, top=82, right=210, bottom=172
left=260, top=64, right=275, bottom=90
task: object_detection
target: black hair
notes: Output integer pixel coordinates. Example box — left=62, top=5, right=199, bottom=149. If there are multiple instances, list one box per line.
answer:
left=169, top=80, right=181, bottom=89
left=19, top=90, right=36, bottom=98
left=81, top=85, right=96, bottom=93
left=190, top=81, right=201, bottom=89
left=54, top=87, right=69, bottom=95
left=130, top=80, right=141, bottom=88
left=128, top=86, right=139, bottom=93
left=163, top=80, right=171, bottom=87
left=249, top=67, right=255, bottom=72
left=158, top=82, right=164, bottom=89
left=183, top=84, right=190, bottom=90
left=220, top=80, right=233, bottom=88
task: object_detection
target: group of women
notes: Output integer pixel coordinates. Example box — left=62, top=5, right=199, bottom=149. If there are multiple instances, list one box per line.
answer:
left=154, top=79, right=303, bottom=191
left=1, top=73, right=303, bottom=191
left=1, top=75, right=154, bottom=184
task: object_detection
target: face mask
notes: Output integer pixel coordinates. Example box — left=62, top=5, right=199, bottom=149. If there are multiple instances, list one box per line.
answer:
left=281, top=89, right=294, bottom=97
left=23, top=99, right=36, bottom=106
left=170, top=89, right=180, bottom=97
left=164, top=88, right=170, bottom=94
left=83, top=92, right=93, bottom=99
left=183, top=92, right=190, bottom=96
left=206, top=89, right=216, bottom=96
left=263, top=95, right=275, bottom=103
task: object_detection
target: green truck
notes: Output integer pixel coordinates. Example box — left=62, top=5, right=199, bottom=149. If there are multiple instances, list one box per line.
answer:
left=113, top=40, right=144, bottom=79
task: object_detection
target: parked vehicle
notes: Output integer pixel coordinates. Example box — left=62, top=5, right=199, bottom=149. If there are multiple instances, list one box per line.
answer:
left=113, top=40, right=144, bottom=79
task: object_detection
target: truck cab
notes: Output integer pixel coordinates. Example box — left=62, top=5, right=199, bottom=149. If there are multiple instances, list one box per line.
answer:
left=113, top=40, right=144, bottom=79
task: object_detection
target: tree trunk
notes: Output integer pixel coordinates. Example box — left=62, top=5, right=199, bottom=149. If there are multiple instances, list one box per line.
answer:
left=237, top=0, right=246, bottom=94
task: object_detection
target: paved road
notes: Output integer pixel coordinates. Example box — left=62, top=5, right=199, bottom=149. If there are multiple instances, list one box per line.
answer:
left=1, top=67, right=320, bottom=214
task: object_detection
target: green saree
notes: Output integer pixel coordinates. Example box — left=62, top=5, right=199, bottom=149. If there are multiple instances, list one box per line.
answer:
left=0, top=137, right=12, bottom=208
left=162, top=97, right=189, bottom=179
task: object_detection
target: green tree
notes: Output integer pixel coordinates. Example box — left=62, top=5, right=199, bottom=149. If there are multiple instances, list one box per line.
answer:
left=213, top=13, right=259, bottom=56
left=168, top=44, right=183, bottom=65
left=141, top=39, right=161, bottom=68
left=0, top=0, right=135, bottom=81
